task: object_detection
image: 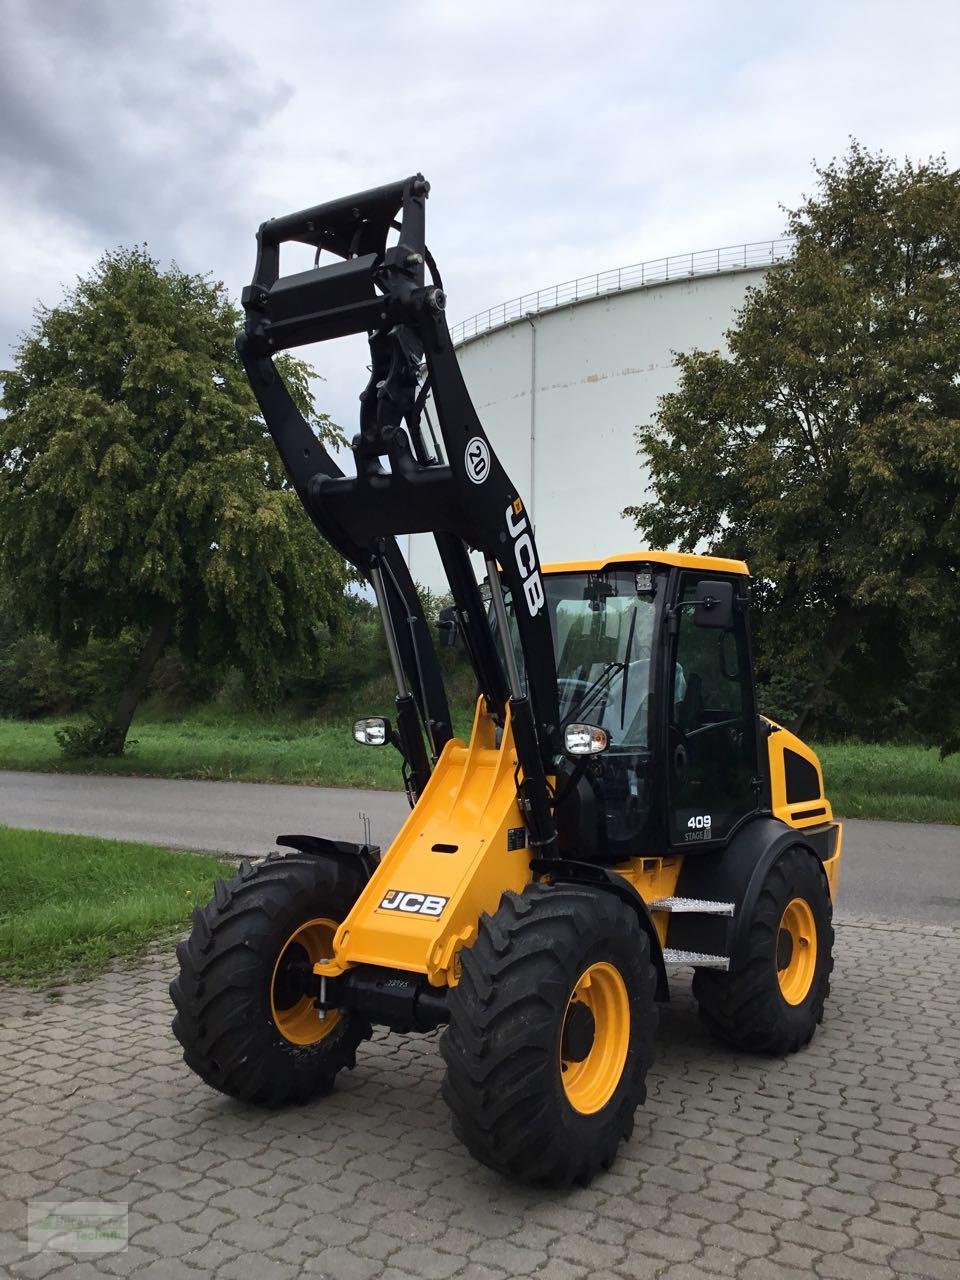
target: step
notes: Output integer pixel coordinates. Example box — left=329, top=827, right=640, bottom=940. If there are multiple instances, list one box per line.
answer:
left=662, top=948, right=730, bottom=970
left=648, top=897, right=735, bottom=916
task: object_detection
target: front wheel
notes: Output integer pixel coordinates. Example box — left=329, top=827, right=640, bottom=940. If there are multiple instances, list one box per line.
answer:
left=170, top=851, right=371, bottom=1105
left=440, top=884, right=658, bottom=1187
left=693, top=846, right=834, bottom=1055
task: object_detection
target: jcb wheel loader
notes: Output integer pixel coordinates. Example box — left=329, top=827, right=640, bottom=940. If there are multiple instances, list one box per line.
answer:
left=170, top=176, right=842, bottom=1187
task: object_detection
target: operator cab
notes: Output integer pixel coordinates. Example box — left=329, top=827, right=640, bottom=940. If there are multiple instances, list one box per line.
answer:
left=497, top=553, right=760, bottom=863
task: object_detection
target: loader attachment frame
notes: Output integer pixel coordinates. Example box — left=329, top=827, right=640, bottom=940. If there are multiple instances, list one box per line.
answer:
left=238, top=174, right=560, bottom=852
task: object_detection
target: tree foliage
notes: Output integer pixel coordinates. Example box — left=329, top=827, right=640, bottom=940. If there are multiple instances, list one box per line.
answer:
left=626, top=144, right=960, bottom=751
left=0, top=247, right=352, bottom=752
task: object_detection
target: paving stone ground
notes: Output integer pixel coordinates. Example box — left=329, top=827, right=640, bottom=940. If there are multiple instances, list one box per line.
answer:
left=1, top=918, right=958, bottom=1280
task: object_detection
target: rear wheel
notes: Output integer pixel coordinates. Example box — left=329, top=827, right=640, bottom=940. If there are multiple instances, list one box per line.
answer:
left=441, top=883, right=657, bottom=1187
left=693, top=846, right=833, bottom=1054
left=170, top=851, right=371, bottom=1105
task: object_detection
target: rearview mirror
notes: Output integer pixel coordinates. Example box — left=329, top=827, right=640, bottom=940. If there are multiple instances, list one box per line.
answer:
left=693, top=580, right=734, bottom=630
left=353, top=717, right=391, bottom=746
left=564, top=722, right=609, bottom=756
left=583, top=574, right=616, bottom=611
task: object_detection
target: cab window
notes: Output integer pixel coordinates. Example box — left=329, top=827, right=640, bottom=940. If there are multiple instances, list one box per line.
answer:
left=497, top=569, right=659, bottom=751
left=550, top=571, right=658, bottom=751
left=668, top=573, right=757, bottom=844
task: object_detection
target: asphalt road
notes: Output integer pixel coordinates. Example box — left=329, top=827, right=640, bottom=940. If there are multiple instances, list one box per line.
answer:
left=1, top=768, right=957, bottom=924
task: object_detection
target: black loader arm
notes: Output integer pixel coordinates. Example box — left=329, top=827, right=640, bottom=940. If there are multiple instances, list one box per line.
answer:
left=239, top=341, right=450, bottom=799
left=237, top=174, right=560, bottom=852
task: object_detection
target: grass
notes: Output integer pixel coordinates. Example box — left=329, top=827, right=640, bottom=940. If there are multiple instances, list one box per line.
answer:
left=0, top=825, right=230, bottom=986
left=0, top=705, right=417, bottom=790
left=0, top=708, right=956, bottom=824
left=815, top=741, right=960, bottom=825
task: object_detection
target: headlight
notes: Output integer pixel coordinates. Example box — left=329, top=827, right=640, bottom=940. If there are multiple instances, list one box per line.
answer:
left=564, top=723, right=608, bottom=756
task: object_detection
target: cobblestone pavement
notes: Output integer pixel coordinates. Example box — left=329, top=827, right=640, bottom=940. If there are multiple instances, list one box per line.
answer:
left=1, top=918, right=958, bottom=1280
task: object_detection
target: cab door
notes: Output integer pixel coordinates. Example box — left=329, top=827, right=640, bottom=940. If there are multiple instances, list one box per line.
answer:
left=666, top=572, right=758, bottom=848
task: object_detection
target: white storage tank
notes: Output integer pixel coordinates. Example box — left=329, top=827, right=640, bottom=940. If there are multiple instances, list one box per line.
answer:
left=409, top=241, right=790, bottom=591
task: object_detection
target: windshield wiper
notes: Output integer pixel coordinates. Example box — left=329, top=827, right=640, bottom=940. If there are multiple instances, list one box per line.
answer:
left=619, top=605, right=639, bottom=730
left=568, top=660, right=624, bottom=722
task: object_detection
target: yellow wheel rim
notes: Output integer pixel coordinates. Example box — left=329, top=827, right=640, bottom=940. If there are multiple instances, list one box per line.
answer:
left=559, top=962, right=631, bottom=1115
left=776, top=898, right=818, bottom=1005
left=270, top=917, right=340, bottom=1045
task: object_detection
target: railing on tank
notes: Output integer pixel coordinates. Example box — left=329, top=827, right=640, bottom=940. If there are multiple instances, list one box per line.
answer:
left=448, top=237, right=793, bottom=345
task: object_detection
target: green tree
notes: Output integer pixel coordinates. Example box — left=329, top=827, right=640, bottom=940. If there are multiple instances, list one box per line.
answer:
left=626, top=144, right=960, bottom=751
left=0, top=247, right=351, bottom=754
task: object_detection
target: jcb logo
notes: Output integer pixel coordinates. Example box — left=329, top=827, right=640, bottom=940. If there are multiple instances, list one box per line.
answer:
left=378, top=889, right=448, bottom=917
left=505, top=500, right=545, bottom=617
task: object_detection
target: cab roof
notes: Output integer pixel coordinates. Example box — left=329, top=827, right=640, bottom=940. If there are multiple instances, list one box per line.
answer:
left=541, top=550, right=750, bottom=577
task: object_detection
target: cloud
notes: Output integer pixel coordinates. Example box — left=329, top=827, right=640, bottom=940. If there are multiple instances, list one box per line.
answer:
left=0, top=0, right=290, bottom=361
left=2, top=0, right=959, bottom=431
left=0, top=0, right=290, bottom=247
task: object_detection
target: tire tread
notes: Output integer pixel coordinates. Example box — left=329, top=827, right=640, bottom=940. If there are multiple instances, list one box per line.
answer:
left=693, top=846, right=834, bottom=1055
left=441, top=883, right=657, bottom=1186
left=170, top=851, right=371, bottom=1106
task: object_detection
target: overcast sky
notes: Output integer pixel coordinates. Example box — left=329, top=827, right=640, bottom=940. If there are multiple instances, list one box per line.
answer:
left=3, top=0, right=959, bottom=428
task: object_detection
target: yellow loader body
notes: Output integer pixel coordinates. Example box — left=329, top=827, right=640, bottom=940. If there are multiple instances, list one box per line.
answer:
left=317, top=698, right=842, bottom=989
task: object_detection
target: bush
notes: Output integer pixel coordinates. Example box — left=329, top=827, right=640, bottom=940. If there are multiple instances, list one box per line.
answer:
left=148, top=649, right=225, bottom=709
left=55, top=714, right=132, bottom=758
left=0, top=580, right=476, bottom=731
left=0, top=623, right=145, bottom=721
left=0, top=631, right=74, bottom=718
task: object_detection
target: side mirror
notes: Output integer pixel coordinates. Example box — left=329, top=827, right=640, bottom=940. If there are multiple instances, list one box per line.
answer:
left=564, top=722, right=609, bottom=756
left=353, top=717, right=391, bottom=746
left=693, top=579, right=734, bottom=630
left=437, top=606, right=460, bottom=648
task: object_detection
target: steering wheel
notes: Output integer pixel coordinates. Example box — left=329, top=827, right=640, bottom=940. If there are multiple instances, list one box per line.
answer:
left=685, top=716, right=742, bottom=740
left=557, top=676, right=593, bottom=703
left=686, top=715, right=746, bottom=763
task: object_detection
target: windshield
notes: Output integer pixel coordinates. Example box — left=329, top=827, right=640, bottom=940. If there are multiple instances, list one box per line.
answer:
left=499, top=569, right=665, bottom=751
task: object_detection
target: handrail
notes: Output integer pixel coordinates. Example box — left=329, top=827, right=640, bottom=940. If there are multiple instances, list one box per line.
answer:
left=448, top=237, right=793, bottom=345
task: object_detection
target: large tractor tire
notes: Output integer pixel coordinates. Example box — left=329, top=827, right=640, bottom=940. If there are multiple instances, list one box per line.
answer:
left=693, top=846, right=834, bottom=1055
left=441, top=883, right=657, bottom=1187
left=170, top=851, right=371, bottom=1105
